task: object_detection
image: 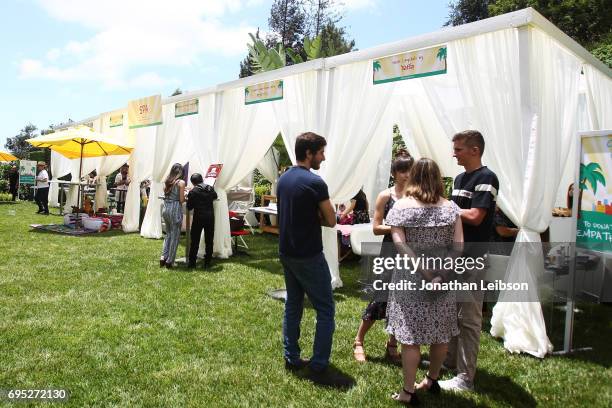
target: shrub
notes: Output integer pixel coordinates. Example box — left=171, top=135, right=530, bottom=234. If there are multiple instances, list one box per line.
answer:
left=0, top=193, right=14, bottom=202
left=254, top=184, right=271, bottom=207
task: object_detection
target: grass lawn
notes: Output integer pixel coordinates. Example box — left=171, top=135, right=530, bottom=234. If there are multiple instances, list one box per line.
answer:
left=0, top=202, right=610, bottom=407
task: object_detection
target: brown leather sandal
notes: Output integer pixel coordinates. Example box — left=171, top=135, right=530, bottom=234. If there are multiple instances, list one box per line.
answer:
left=353, top=341, right=366, bottom=362
left=385, top=341, right=402, bottom=365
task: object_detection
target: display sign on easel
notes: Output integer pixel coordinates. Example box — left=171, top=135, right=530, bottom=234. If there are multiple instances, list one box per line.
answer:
left=576, top=131, right=612, bottom=252
left=19, top=160, right=36, bottom=185
left=204, top=164, right=223, bottom=186
left=558, top=130, right=612, bottom=355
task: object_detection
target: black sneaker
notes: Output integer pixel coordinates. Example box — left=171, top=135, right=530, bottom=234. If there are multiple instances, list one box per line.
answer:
left=305, top=367, right=355, bottom=389
left=203, top=260, right=212, bottom=270
left=284, top=358, right=309, bottom=371
left=187, top=262, right=196, bottom=269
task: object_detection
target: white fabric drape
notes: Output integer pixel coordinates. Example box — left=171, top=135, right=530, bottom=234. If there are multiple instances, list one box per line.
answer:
left=318, top=61, right=395, bottom=288
left=488, top=28, right=581, bottom=357
left=48, top=151, right=72, bottom=207
left=363, top=117, right=393, bottom=208
left=195, top=88, right=280, bottom=257
left=392, top=81, right=462, bottom=177
left=95, top=112, right=131, bottom=209
left=140, top=105, right=197, bottom=238
left=273, top=71, right=322, bottom=164
left=122, top=127, right=155, bottom=232
left=584, top=64, right=612, bottom=130
left=273, top=63, right=394, bottom=288
left=257, top=147, right=280, bottom=194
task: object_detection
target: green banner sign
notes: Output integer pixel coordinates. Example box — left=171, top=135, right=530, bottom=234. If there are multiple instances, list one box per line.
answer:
left=576, top=133, right=612, bottom=252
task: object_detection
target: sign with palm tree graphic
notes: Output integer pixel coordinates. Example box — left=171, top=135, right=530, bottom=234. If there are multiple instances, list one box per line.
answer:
left=245, top=80, right=283, bottom=105
left=373, top=45, right=447, bottom=85
left=576, top=133, right=612, bottom=250
left=19, top=160, right=36, bottom=185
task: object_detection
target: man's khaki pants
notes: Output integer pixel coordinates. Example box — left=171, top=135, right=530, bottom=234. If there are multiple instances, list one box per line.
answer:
left=445, top=295, right=484, bottom=383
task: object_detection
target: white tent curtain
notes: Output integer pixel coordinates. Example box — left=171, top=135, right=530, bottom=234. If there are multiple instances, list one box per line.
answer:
left=140, top=105, right=197, bottom=239
left=122, top=127, right=155, bottom=232
left=584, top=64, right=612, bottom=130
left=488, top=27, right=581, bottom=357
left=318, top=61, right=395, bottom=288
left=197, top=88, right=280, bottom=258
left=392, top=80, right=462, bottom=177
left=362, top=116, right=393, bottom=209
left=95, top=111, right=131, bottom=209
left=272, top=62, right=394, bottom=288
left=257, top=146, right=280, bottom=194
left=272, top=70, right=322, bottom=165
left=48, top=150, right=73, bottom=207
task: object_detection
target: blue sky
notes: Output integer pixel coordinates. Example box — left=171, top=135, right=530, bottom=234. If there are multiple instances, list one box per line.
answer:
left=0, top=0, right=449, bottom=149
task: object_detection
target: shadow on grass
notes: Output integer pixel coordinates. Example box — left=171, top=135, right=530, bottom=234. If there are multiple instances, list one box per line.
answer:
left=288, top=364, right=357, bottom=391
left=550, top=302, right=612, bottom=368
left=475, top=369, right=537, bottom=408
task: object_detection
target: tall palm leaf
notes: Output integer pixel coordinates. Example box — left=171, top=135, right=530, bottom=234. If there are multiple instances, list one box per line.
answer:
left=579, top=162, right=606, bottom=194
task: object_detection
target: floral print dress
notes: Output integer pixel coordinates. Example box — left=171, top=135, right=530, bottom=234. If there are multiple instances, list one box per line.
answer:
left=384, top=202, right=461, bottom=345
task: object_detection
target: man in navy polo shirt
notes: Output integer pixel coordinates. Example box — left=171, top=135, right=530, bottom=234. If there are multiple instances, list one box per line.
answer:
left=277, top=132, right=343, bottom=386
left=440, top=130, right=499, bottom=392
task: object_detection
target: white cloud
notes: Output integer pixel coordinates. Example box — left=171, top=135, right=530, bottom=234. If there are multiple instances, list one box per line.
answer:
left=19, top=0, right=259, bottom=89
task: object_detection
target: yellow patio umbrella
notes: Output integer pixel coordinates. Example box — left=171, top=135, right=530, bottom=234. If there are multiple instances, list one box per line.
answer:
left=0, top=151, right=18, bottom=162
left=26, top=125, right=134, bottom=220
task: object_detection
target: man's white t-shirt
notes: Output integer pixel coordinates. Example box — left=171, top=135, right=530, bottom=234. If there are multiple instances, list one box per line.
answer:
left=115, top=173, right=130, bottom=191
left=36, top=169, right=49, bottom=188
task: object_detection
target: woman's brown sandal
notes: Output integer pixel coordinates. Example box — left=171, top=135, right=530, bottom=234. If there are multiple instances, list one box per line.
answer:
left=385, top=341, right=402, bottom=365
left=353, top=341, right=366, bottom=362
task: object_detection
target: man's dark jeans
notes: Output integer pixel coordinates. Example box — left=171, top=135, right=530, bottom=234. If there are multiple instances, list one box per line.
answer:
left=280, top=252, right=335, bottom=372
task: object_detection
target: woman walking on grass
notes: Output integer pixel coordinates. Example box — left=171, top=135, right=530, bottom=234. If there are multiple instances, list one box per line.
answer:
left=160, top=163, right=185, bottom=269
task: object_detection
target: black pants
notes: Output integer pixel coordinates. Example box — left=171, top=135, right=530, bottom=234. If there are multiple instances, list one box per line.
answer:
left=35, top=187, right=49, bottom=213
left=189, top=213, right=215, bottom=265
left=9, top=185, right=17, bottom=201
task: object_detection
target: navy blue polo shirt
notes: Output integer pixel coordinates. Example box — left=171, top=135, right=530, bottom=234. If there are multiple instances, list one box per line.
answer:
left=277, top=166, right=329, bottom=258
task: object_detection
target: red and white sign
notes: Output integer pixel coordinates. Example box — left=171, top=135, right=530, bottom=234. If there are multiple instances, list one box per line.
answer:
left=204, top=164, right=223, bottom=186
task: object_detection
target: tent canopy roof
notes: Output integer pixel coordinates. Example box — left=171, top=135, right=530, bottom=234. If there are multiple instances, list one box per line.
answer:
left=58, top=7, right=611, bottom=130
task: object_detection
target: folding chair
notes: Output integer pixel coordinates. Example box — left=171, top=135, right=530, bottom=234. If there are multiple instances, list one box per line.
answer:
left=229, top=210, right=250, bottom=255
left=227, top=186, right=256, bottom=233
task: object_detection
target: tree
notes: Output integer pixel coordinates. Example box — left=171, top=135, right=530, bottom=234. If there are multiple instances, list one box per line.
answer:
left=306, top=0, right=341, bottom=36
left=319, top=22, right=355, bottom=57
left=5, top=124, right=38, bottom=158
left=489, top=1, right=611, bottom=47
left=268, top=0, right=307, bottom=48
left=445, top=0, right=491, bottom=26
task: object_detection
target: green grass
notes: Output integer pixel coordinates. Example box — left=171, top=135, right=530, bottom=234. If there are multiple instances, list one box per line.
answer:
left=0, top=202, right=610, bottom=407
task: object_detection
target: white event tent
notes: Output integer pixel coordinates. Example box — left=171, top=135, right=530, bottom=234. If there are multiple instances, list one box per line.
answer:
left=52, top=8, right=611, bottom=358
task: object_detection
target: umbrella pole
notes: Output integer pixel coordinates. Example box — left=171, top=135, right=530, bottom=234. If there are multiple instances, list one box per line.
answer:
left=77, top=142, right=84, bottom=229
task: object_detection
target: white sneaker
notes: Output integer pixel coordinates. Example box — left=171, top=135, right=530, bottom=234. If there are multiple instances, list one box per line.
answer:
left=438, top=376, right=474, bottom=392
